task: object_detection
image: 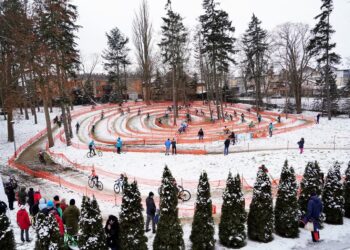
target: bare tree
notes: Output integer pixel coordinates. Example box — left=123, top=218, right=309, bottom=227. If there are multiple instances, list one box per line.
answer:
left=132, top=0, right=153, bottom=105
left=273, top=22, right=314, bottom=113
left=80, top=53, right=100, bottom=103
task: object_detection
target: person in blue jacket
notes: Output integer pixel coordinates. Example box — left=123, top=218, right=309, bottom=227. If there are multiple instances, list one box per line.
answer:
left=303, top=191, right=323, bottom=242
left=88, top=140, right=96, bottom=156
left=116, top=137, right=122, bottom=154
left=164, top=138, right=171, bottom=155
left=268, top=122, right=274, bottom=137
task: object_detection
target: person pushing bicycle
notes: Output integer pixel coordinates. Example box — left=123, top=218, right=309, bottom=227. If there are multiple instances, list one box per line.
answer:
left=88, top=140, right=96, bottom=156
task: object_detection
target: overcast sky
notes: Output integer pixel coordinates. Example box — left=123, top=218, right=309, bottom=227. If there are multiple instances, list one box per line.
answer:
left=72, top=0, right=350, bottom=73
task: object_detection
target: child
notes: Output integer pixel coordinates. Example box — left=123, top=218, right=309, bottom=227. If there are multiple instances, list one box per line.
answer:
left=17, top=205, right=31, bottom=243
left=298, top=138, right=305, bottom=154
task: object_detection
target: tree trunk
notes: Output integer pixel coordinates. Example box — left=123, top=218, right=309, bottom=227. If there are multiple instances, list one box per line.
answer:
left=294, top=82, right=302, bottom=114
left=213, top=64, right=221, bottom=120
left=41, top=84, right=54, bottom=148
left=172, top=66, right=177, bottom=126
left=6, top=107, right=14, bottom=142
left=31, top=97, right=38, bottom=124
left=24, top=98, right=29, bottom=120
left=66, top=106, right=73, bottom=138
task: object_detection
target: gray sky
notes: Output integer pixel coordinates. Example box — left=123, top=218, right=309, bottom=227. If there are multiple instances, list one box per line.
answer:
left=72, top=0, right=350, bottom=73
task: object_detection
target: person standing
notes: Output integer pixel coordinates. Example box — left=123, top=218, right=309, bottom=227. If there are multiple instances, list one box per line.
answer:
left=164, top=139, right=171, bottom=155
left=75, top=122, right=80, bottom=134
left=316, top=113, right=321, bottom=124
left=241, top=113, right=245, bottom=123
left=171, top=138, right=177, bottom=155
left=257, top=113, right=262, bottom=123
left=145, top=192, right=156, bottom=233
left=18, top=187, right=27, bottom=206
left=17, top=205, right=31, bottom=243
left=268, top=123, right=274, bottom=137
left=298, top=138, right=305, bottom=154
left=4, top=181, right=16, bottom=210
left=229, top=131, right=236, bottom=145
left=63, top=199, right=80, bottom=236
left=224, top=138, right=230, bottom=156
left=198, top=128, right=204, bottom=140
left=27, top=188, right=35, bottom=216
left=116, top=137, right=122, bottom=154
left=105, top=215, right=120, bottom=250
left=303, top=192, right=323, bottom=242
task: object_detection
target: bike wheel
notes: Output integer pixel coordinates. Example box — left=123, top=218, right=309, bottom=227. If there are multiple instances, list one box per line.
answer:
left=180, top=190, right=191, bottom=201
left=114, top=183, right=120, bottom=194
left=97, top=150, right=103, bottom=157
left=86, top=152, right=92, bottom=158
left=88, top=178, right=94, bottom=188
left=97, top=181, right=104, bottom=191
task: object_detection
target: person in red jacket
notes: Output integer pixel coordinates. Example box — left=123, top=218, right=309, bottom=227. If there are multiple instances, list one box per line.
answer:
left=50, top=209, right=64, bottom=236
left=17, top=205, right=31, bottom=242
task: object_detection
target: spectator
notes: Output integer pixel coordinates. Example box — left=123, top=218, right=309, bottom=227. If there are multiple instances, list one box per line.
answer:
left=165, top=139, right=171, bottom=155
left=17, top=205, right=31, bottom=243
left=60, top=199, right=67, bottom=212
left=38, top=198, right=47, bottom=211
left=75, top=122, right=80, bottom=133
left=116, top=137, right=123, bottom=154
left=0, top=200, right=7, bottom=215
left=4, top=181, right=16, bottom=210
left=18, top=187, right=27, bottom=206
left=224, top=138, right=230, bottom=156
left=146, top=192, right=156, bottom=233
left=298, top=138, right=305, bottom=154
left=268, top=123, right=274, bottom=137
left=171, top=138, right=177, bottom=155
left=302, top=191, right=323, bottom=242
left=42, top=200, right=55, bottom=216
left=105, top=215, right=120, bottom=250
left=316, top=113, right=321, bottom=124
left=63, top=199, right=80, bottom=236
left=241, top=113, right=245, bottom=123
left=50, top=209, right=64, bottom=236
left=27, top=188, right=35, bottom=215
left=198, top=128, right=204, bottom=140
left=229, top=132, right=236, bottom=145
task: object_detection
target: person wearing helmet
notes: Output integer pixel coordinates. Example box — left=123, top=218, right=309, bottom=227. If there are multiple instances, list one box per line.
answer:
left=89, top=140, right=96, bottom=156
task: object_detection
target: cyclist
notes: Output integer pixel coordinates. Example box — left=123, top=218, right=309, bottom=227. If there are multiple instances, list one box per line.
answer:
left=90, top=167, right=98, bottom=183
left=91, top=124, right=96, bottom=134
left=116, top=174, right=125, bottom=192
left=101, top=110, right=104, bottom=120
left=88, top=140, right=96, bottom=156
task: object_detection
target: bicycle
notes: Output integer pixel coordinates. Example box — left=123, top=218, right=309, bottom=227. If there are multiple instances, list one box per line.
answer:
left=113, top=178, right=124, bottom=194
left=86, top=149, right=103, bottom=158
left=64, top=231, right=78, bottom=250
left=158, top=185, right=191, bottom=202
left=88, top=176, right=103, bottom=191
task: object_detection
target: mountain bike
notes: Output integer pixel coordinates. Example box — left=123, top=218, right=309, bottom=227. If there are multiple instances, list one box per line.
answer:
left=86, top=149, right=103, bottom=158
left=64, top=231, right=78, bottom=250
left=158, top=185, right=191, bottom=202
left=88, top=176, right=103, bottom=191
left=114, top=178, right=124, bottom=194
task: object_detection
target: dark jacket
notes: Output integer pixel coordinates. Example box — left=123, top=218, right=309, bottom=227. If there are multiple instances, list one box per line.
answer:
left=63, top=205, right=80, bottom=235
left=306, top=195, right=323, bottom=221
left=27, top=188, right=35, bottom=206
left=171, top=140, right=176, bottom=148
left=198, top=130, right=204, bottom=136
left=18, top=187, right=27, bottom=205
left=298, top=139, right=305, bottom=148
left=105, top=216, right=120, bottom=249
left=146, top=196, right=156, bottom=216
left=224, top=139, right=230, bottom=147
left=4, top=183, right=15, bottom=201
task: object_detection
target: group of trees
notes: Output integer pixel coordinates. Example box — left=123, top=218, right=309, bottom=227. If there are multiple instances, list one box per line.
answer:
left=0, top=0, right=79, bottom=146
left=1, top=161, right=350, bottom=249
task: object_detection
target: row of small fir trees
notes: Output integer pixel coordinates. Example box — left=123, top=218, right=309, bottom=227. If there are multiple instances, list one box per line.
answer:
left=1, top=161, right=350, bottom=249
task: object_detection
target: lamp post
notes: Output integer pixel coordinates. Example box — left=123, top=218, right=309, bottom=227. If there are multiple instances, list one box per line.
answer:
left=10, top=120, right=17, bottom=158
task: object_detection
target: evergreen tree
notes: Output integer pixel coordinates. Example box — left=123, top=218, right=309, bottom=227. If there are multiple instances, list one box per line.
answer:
left=190, top=171, right=215, bottom=250
left=200, top=0, right=236, bottom=120
left=102, top=27, right=130, bottom=103
left=159, top=0, right=188, bottom=125
left=119, top=178, right=147, bottom=250
left=247, top=168, right=274, bottom=243
left=35, top=212, right=63, bottom=250
left=241, top=14, right=269, bottom=110
left=307, top=0, right=341, bottom=120
left=153, top=166, right=184, bottom=250
left=219, top=173, right=247, bottom=248
left=274, top=160, right=299, bottom=238
left=323, top=164, right=344, bottom=224
left=298, top=161, right=324, bottom=215
left=78, top=196, right=107, bottom=250
left=344, top=162, right=350, bottom=218
left=0, top=213, right=16, bottom=250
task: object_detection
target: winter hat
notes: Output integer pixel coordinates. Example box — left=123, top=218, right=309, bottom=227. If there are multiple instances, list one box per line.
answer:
left=47, top=200, right=54, bottom=208
left=39, top=198, right=47, bottom=210
left=149, top=192, right=154, bottom=197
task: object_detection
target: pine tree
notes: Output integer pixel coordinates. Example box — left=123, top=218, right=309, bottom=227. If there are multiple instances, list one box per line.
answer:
left=323, top=164, right=344, bottom=224
left=219, top=173, right=247, bottom=248
left=242, top=14, right=268, bottom=111
left=274, top=160, right=299, bottom=238
left=0, top=213, right=16, bottom=250
left=153, top=166, right=184, bottom=250
left=35, top=213, right=63, bottom=250
left=344, top=162, right=350, bottom=218
left=119, top=178, right=147, bottom=250
left=102, top=27, right=130, bottom=103
left=307, top=0, right=341, bottom=120
left=247, top=168, right=274, bottom=243
left=78, top=196, right=107, bottom=250
left=298, top=161, right=324, bottom=215
left=190, top=171, right=215, bottom=249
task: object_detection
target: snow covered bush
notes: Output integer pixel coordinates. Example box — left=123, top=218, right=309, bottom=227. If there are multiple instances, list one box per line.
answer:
left=153, top=166, right=184, bottom=250
left=344, top=162, right=350, bottom=218
left=119, top=178, right=147, bottom=250
left=78, top=196, right=107, bottom=250
left=35, top=212, right=63, bottom=250
left=247, top=168, right=274, bottom=243
left=219, top=172, right=247, bottom=248
left=0, top=213, right=16, bottom=250
left=190, top=171, right=215, bottom=250
left=298, top=161, right=324, bottom=215
left=323, top=163, right=344, bottom=225
left=274, top=160, right=299, bottom=238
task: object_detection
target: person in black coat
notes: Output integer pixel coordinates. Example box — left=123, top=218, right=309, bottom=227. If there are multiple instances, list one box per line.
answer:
left=171, top=138, right=177, bottom=155
left=27, top=188, right=35, bottom=215
left=105, top=215, right=120, bottom=250
left=145, top=192, right=156, bottom=233
left=297, top=138, right=305, bottom=154
left=224, top=138, right=230, bottom=155
left=302, top=192, right=323, bottom=242
left=4, top=182, right=16, bottom=210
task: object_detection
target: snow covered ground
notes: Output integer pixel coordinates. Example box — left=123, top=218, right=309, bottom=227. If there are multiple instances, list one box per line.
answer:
left=1, top=106, right=350, bottom=249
